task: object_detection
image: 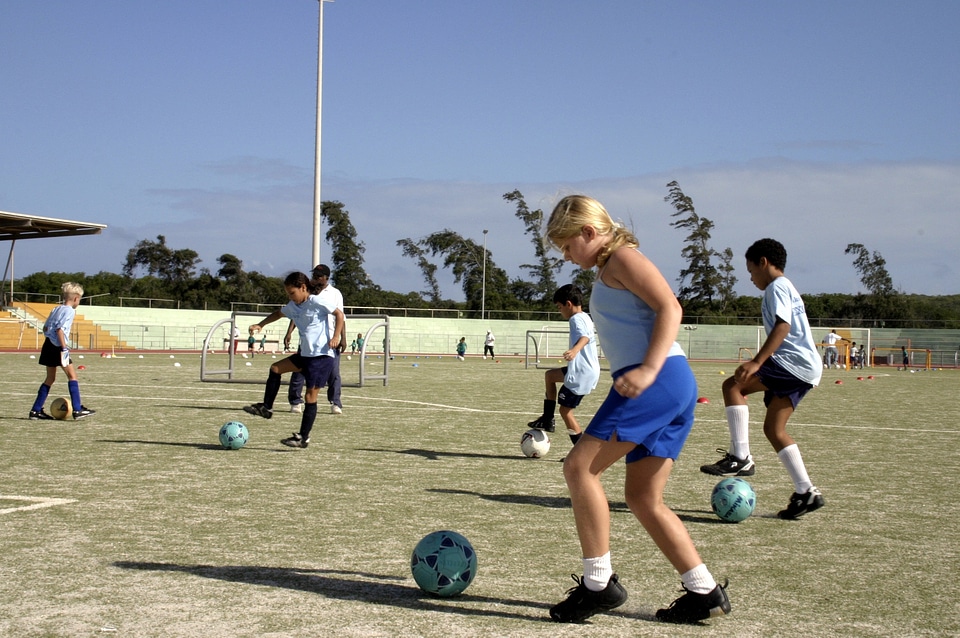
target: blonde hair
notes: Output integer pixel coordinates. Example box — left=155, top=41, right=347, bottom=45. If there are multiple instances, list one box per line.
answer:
left=61, top=281, right=84, bottom=301
left=546, top=195, right=638, bottom=268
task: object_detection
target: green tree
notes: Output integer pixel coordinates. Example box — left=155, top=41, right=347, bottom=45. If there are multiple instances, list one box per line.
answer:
left=122, top=235, right=200, bottom=297
left=665, top=181, right=737, bottom=313
left=321, top=201, right=377, bottom=304
left=844, top=243, right=894, bottom=297
left=396, top=238, right=441, bottom=303
left=503, top=190, right=563, bottom=308
left=415, top=230, right=510, bottom=317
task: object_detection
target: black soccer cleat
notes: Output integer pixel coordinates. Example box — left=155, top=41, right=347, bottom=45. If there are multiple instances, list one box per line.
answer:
left=281, top=433, right=309, bottom=449
left=656, top=580, right=731, bottom=624
left=29, top=410, right=55, bottom=421
left=777, top=487, right=824, bottom=520
left=243, top=403, right=273, bottom=419
left=700, top=449, right=755, bottom=476
left=528, top=415, right=556, bottom=433
left=73, top=406, right=96, bottom=420
left=549, top=573, right=628, bottom=623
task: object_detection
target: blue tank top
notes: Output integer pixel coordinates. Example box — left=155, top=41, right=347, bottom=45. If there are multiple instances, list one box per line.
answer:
left=591, top=276, right=685, bottom=375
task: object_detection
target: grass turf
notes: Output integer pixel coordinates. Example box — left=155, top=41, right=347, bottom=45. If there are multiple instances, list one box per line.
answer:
left=1, top=352, right=957, bottom=636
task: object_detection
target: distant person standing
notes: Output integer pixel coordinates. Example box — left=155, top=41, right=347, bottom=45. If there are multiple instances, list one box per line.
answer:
left=822, top=329, right=844, bottom=368
left=901, top=345, right=909, bottom=370
left=483, top=330, right=495, bottom=359
left=456, top=337, right=467, bottom=360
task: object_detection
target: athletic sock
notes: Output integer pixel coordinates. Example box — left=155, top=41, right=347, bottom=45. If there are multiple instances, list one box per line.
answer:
left=681, top=563, right=718, bottom=595
left=726, top=405, right=751, bottom=460
left=778, top=444, right=813, bottom=494
left=299, top=402, right=318, bottom=440
left=67, top=380, right=82, bottom=410
left=568, top=431, right=581, bottom=446
left=582, top=552, right=613, bottom=592
left=543, top=399, right=557, bottom=419
left=263, top=371, right=282, bottom=410
left=32, top=383, right=52, bottom=412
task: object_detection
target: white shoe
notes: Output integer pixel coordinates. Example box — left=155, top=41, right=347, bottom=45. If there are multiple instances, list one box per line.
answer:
left=331, top=404, right=343, bottom=415
left=290, top=403, right=303, bottom=414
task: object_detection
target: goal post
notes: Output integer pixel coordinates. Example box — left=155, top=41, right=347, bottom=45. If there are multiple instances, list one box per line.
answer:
left=200, top=311, right=390, bottom=387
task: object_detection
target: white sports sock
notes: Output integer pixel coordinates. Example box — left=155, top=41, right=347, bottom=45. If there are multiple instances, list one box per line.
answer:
left=582, top=552, right=613, bottom=592
left=778, top=444, right=813, bottom=494
left=726, top=405, right=751, bottom=460
left=681, top=563, right=717, bottom=595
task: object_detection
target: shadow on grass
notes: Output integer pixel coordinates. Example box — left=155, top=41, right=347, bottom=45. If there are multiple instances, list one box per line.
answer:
left=98, top=439, right=225, bottom=451
left=427, top=488, right=633, bottom=513
left=112, top=561, right=551, bottom=622
left=359, top=447, right=522, bottom=462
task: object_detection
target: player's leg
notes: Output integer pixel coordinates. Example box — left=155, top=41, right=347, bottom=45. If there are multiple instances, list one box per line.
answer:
left=700, top=374, right=764, bottom=476
left=29, top=366, right=59, bottom=419
left=549, top=435, right=632, bottom=623
left=529, top=368, right=563, bottom=431
left=246, top=356, right=298, bottom=419
left=288, top=371, right=305, bottom=412
left=763, top=397, right=824, bottom=519
left=327, top=352, right=343, bottom=414
left=558, top=406, right=582, bottom=445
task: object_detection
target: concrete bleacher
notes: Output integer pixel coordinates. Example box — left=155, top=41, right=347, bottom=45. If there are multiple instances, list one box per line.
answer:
left=3, top=303, right=958, bottom=364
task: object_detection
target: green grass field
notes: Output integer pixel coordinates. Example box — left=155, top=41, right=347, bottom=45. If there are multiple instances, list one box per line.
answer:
left=2, top=352, right=958, bottom=637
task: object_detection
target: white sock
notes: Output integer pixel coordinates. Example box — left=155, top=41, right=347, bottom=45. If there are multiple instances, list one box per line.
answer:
left=726, top=405, right=751, bottom=460
left=778, top=444, right=813, bottom=494
left=681, top=564, right=717, bottom=595
left=582, top=552, right=613, bottom=592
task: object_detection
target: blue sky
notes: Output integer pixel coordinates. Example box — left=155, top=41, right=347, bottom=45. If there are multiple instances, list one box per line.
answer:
left=2, top=0, right=958, bottom=300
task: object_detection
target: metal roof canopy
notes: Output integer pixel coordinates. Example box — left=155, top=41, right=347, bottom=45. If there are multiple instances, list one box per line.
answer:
left=1, top=210, right=107, bottom=305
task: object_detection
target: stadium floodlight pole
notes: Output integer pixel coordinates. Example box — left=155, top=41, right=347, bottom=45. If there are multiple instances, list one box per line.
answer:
left=312, top=0, right=334, bottom=268
left=481, top=229, right=488, bottom=321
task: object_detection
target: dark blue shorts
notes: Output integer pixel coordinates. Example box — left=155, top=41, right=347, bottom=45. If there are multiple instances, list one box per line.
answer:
left=756, top=358, right=814, bottom=409
left=289, top=351, right=336, bottom=390
left=557, top=383, right=585, bottom=409
left=586, top=356, right=697, bottom=463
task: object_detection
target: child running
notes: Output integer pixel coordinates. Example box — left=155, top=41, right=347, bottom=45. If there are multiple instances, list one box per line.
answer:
left=700, top=238, right=825, bottom=519
left=527, top=284, right=600, bottom=449
left=29, top=282, right=96, bottom=420
left=544, top=195, right=730, bottom=625
left=243, top=271, right=344, bottom=448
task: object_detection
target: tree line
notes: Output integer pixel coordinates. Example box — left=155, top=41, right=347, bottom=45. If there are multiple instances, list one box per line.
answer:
left=13, top=184, right=960, bottom=328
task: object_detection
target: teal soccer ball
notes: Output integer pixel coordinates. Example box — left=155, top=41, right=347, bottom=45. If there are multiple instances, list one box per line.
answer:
left=219, top=421, right=249, bottom=450
left=711, top=477, right=756, bottom=523
left=411, top=530, right=477, bottom=597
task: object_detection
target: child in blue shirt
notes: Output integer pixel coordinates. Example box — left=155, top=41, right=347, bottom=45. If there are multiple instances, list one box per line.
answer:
left=527, top=284, right=600, bottom=448
left=29, top=282, right=96, bottom=420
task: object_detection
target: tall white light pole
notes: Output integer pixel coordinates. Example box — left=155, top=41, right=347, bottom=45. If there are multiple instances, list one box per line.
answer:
left=312, top=0, right=333, bottom=268
left=481, top=229, right=488, bottom=321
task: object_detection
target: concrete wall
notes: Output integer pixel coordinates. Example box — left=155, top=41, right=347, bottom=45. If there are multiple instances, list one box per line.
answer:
left=67, top=306, right=960, bottom=366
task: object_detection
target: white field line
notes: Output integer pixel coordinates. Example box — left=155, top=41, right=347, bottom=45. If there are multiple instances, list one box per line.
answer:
left=0, top=495, right=78, bottom=515
left=3, top=384, right=956, bottom=433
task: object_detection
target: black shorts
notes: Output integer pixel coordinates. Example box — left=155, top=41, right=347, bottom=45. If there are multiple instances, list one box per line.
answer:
left=39, top=338, right=68, bottom=367
left=557, top=384, right=585, bottom=409
left=756, top=358, right=814, bottom=409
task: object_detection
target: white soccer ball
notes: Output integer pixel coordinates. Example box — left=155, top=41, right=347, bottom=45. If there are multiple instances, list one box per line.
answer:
left=520, top=429, right=550, bottom=458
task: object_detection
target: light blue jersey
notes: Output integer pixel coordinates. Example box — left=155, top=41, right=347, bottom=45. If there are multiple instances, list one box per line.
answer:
left=763, top=276, right=822, bottom=386
left=591, top=275, right=685, bottom=375
left=43, top=304, right=76, bottom=347
left=564, top=311, right=600, bottom=396
left=281, top=294, right=338, bottom=358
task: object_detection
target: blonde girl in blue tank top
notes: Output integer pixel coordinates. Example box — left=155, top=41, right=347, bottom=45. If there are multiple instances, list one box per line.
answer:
left=542, top=195, right=731, bottom=625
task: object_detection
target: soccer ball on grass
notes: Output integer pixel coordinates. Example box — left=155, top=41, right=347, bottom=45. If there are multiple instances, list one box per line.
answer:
left=711, top=477, right=756, bottom=522
left=410, top=530, right=477, bottom=597
left=218, top=421, right=249, bottom=450
left=50, top=397, right=72, bottom=420
left=520, top=428, right=550, bottom=458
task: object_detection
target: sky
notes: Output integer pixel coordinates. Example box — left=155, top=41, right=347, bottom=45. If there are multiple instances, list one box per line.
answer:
left=2, top=0, right=959, bottom=302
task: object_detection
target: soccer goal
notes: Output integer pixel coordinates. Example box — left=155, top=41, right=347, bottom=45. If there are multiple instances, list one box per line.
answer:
left=524, top=328, right=568, bottom=369
left=199, top=311, right=391, bottom=387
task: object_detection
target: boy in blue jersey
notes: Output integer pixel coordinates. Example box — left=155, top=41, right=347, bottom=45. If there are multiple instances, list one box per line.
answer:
left=700, top=238, right=825, bottom=519
left=528, top=284, right=600, bottom=448
left=29, top=282, right=96, bottom=420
